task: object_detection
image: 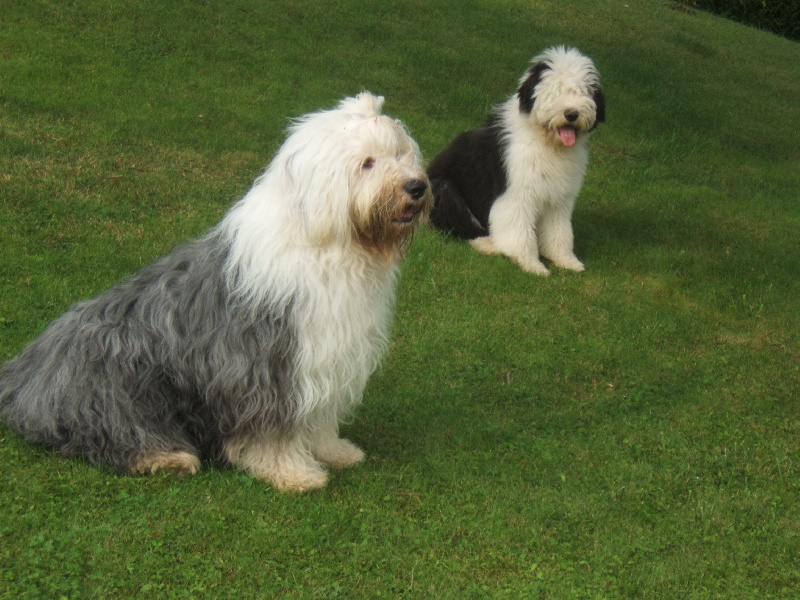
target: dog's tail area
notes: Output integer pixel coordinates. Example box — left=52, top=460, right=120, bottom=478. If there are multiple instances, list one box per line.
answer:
left=0, top=317, right=199, bottom=475
left=429, top=178, right=488, bottom=240
left=0, top=352, right=69, bottom=452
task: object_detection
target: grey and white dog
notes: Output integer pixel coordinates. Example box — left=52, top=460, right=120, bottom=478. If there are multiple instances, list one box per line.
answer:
left=0, top=93, right=431, bottom=492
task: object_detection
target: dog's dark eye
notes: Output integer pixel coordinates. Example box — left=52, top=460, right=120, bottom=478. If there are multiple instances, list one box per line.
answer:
left=362, top=157, right=375, bottom=170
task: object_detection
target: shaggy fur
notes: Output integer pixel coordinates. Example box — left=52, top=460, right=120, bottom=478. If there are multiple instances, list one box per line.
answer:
left=0, top=92, right=431, bottom=492
left=428, top=46, right=605, bottom=275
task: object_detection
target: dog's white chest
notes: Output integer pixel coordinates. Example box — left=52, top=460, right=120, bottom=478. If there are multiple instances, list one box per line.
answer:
left=294, top=261, right=396, bottom=405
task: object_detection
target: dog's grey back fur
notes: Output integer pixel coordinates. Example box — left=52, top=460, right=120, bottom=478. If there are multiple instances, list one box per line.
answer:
left=0, top=230, right=299, bottom=472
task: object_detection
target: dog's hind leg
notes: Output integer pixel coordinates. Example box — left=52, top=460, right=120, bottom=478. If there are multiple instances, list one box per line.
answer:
left=430, top=180, right=488, bottom=239
left=133, top=451, right=201, bottom=476
left=0, top=341, right=203, bottom=477
left=94, top=422, right=203, bottom=477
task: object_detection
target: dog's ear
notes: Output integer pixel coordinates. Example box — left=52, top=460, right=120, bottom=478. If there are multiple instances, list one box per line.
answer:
left=592, top=86, right=606, bottom=125
left=517, top=62, right=550, bottom=114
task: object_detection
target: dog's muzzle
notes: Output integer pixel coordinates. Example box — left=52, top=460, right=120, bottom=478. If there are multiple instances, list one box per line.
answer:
left=394, top=179, right=429, bottom=223
left=404, top=179, right=428, bottom=201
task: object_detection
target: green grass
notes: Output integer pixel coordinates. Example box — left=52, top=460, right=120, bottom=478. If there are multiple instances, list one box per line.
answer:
left=1, top=0, right=799, bottom=597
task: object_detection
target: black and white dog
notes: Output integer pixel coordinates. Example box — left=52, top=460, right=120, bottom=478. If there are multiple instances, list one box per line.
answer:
left=428, top=46, right=605, bottom=275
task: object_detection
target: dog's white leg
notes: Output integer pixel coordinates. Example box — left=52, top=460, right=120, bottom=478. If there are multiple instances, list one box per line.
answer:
left=312, top=432, right=365, bottom=469
left=469, top=236, right=501, bottom=255
left=305, top=408, right=365, bottom=469
left=538, top=202, right=584, bottom=272
left=486, top=194, right=550, bottom=275
left=310, top=425, right=365, bottom=470
left=224, top=434, right=328, bottom=492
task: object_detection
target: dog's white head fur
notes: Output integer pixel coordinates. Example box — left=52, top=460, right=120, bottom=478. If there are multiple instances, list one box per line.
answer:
left=267, top=93, right=430, bottom=252
left=221, top=93, right=431, bottom=296
left=516, top=46, right=605, bottom=149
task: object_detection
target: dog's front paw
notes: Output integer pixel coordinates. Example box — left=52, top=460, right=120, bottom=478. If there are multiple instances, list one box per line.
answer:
left=267, top=463, right=329, bottom=493
left=314, top=437, right=365, bottom=469
left=469, top=236, right=501, bottom=255
left=518, top=257, right=550, bottom=276
left=551, top=254, right=585, bottom=272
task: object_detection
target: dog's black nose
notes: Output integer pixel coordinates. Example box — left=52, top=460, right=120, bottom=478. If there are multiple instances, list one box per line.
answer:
left=404, top=179, right=428, bottom=201
left=565, top=110, right=579, bottom=123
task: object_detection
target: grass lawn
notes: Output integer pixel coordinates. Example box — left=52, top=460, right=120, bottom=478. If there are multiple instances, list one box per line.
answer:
left=1, top=0, right=799, bottom=597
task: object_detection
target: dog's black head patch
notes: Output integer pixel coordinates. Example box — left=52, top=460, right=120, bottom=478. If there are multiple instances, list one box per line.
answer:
left=590, top=84, right=606, bottom=130
left=517, top=62, right=550, bottom=114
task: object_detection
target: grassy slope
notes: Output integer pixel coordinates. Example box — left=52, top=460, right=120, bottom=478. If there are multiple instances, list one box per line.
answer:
left=1, top=0, right=798, bottom=597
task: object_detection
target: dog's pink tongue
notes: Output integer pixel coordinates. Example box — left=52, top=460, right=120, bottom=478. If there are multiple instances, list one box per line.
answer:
left=559, top=126, right=577, bottom=147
